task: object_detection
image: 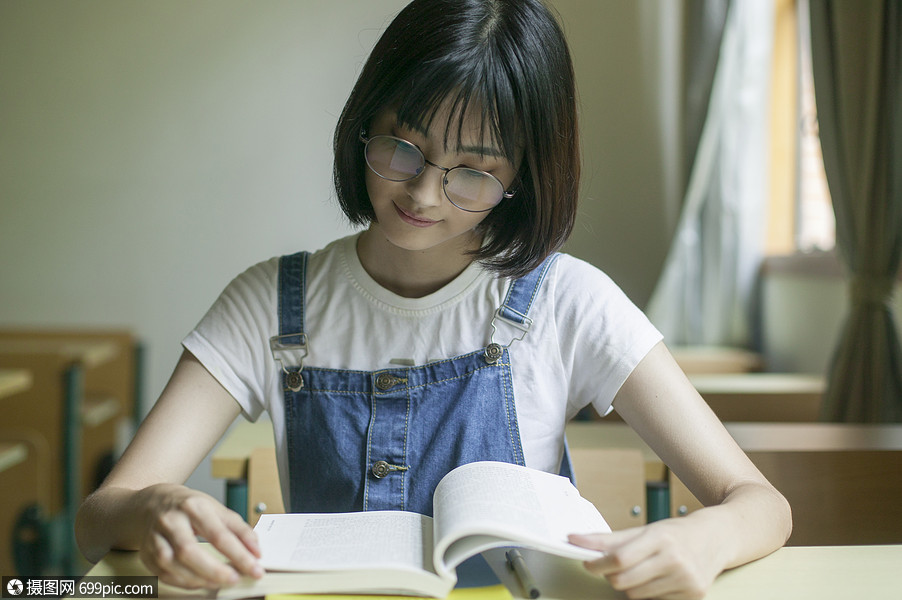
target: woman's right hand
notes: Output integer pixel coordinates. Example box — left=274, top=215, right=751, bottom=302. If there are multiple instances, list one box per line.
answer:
left=135, top=484, right=264, bottom=589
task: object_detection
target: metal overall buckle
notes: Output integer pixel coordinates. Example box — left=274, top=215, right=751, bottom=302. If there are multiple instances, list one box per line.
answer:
left=269, top=333, right=308, bottom=391
left=484, top=308, right=532, bottom=364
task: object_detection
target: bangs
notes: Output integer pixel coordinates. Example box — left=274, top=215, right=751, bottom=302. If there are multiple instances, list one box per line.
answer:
left=392, top=59, right=521, bottom=163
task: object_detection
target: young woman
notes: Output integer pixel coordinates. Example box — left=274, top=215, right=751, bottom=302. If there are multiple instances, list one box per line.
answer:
left=76, top=1, right=791, bottom=598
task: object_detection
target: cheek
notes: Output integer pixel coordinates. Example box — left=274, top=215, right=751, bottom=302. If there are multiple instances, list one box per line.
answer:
left=459, top=209, right=493, bottom=231
left=364, top=170, right=395, bottom=205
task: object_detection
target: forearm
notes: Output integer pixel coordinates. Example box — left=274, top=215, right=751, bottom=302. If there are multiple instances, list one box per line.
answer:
left=685, top=479, right=792, bottom=572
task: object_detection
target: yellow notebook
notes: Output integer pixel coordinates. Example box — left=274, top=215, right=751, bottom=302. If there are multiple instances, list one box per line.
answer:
left=266, top=583, right=513, bottom=600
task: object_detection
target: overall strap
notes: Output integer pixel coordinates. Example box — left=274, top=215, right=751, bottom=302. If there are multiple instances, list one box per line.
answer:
left=484, top=252, right=575, bottom=483
left=499, top=252, right=561, bottom=323
left=270, top=251, right=309, bottom=391
left=484, top=253, right=561, bottom=363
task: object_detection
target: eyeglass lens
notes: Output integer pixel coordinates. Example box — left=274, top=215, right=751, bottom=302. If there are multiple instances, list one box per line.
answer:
left=364, top=136, right=505, bottom=211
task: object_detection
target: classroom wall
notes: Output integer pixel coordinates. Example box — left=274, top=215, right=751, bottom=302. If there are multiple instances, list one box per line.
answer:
left=0, top=1, right=680, bottom=500
left=760, top=268, right=902, bottom=375
left=557, top=0, right=684, bottom=304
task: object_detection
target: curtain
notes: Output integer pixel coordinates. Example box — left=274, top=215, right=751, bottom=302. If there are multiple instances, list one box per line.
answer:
left=646, top=0, right=774, bottom=347
left=809, top=0, right=902, bottom=422
left=683, top=0, right=731, bottom=179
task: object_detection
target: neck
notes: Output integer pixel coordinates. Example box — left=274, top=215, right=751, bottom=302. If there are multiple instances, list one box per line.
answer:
left=357, top=227, right=482, bottom=298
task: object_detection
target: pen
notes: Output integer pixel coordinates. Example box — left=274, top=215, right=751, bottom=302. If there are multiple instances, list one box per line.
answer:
left=506, top=549, right=541, bottom=599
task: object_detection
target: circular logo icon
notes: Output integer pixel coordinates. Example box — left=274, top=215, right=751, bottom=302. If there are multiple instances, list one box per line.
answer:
left=7, top=579, right=24, bottom=596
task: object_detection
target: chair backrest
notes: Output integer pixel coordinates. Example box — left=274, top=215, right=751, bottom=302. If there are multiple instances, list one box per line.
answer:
left=248, top=446, right=286, bottom=526
left=670, top=449, right=902, bottom=545
left=569, top=447, right=646, bottom=531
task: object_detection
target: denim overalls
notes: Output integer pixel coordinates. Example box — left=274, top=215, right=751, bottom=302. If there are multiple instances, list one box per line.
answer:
left=269, top=251, right=572, bottom=516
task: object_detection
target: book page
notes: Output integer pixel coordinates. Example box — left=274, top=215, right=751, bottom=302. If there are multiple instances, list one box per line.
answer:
left=432, top=462, right=608, bottom=573
left=255, top=511, right=435, bottom=575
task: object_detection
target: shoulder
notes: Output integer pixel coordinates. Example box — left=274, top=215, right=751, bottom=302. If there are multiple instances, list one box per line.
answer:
left=544, top=252, right=659, bottom=338
left=227, top=235, right=353, bottom=294
left=228, top=256, right=281, bottom=292
left=545, top=252, right=627, bottom=303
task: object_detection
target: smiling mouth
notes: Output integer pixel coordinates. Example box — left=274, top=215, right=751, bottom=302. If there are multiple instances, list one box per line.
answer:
left=394, top=203, right=439, bottom=227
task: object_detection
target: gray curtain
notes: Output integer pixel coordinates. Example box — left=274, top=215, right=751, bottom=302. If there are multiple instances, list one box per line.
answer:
left=809, top=0, right=902, bottom=422
left=683, top=0, right=730, bottom=178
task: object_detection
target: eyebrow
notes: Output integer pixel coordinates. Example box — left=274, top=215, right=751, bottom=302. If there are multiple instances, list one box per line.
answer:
left=399, top=119, right=507, bottom=160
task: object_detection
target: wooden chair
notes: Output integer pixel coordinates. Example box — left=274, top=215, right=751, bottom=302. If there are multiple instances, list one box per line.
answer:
left=670, top=449, right=902, bottom=545
left=569, top=447, right=646, bottom=531
left=247, top=447, right=285, bottom=526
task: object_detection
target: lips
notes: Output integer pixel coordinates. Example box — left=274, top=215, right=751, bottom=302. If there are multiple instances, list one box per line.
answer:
left=394, top=203, right=439, bottom=228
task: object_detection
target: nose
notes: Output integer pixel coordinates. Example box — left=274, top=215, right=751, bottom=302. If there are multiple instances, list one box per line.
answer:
left=404, top=163, right=446, bottom=208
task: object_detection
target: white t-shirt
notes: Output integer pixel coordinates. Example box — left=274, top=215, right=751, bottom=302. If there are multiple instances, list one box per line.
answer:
left=183, top=233, right=662, bottom=499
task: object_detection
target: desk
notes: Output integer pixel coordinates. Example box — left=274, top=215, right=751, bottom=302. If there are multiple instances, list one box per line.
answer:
left=688, top=373, right=824, bottom=421
left=598, top=373, right=826, bottom=422
left=0, top=334, right=129, bottom=575
left=0, top=368, right=33, bottom=474
left=77, top=544, right=902, bottom=599
left=0, top=368, right=33, bottom=398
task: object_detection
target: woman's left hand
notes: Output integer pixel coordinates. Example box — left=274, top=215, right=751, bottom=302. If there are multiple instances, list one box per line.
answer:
left=569, top=517, right=726, bottom=600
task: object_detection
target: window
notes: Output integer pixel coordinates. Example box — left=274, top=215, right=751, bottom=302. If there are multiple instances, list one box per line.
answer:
left=767, top=0, right=836, bottom=256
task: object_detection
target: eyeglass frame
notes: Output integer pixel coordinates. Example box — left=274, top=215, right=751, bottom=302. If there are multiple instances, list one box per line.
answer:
left=358, top=128, right=516, bottom=213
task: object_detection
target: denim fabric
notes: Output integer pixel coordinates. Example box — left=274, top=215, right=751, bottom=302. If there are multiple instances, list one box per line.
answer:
left=275, top=251, right=569, bottom=516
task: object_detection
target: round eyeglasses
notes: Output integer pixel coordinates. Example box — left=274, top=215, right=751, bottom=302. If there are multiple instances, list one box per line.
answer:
left=359, top=130, right=515, bottom=213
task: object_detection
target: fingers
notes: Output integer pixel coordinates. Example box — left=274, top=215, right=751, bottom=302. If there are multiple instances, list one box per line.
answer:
left=184, top=499, right=265, bottom=578
left=141, top=514, right=238, bottom=589
left=569, top=527, right=710, bottom=600
left=140, top=492, right=263, bottom=589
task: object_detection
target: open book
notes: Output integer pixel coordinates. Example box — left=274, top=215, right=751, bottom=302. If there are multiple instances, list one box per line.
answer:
left=219, top=460, right=608, bottom=599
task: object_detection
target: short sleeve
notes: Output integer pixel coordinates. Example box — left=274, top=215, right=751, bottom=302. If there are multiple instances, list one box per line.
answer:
left=181, top=257, right=280, bottom=422
left=551, top=255, right=663, bottom=417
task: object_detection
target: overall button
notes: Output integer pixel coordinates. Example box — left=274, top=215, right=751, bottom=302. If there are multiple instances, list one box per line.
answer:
left=372, top=460, right=390, bottom=478
left=286, top=370, right=303, bottom=391
left=375, top=373, right=398, bottom=390
left=484, top=343, right=503, bottom=364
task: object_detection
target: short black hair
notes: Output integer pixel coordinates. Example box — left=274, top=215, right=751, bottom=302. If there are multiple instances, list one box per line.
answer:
left=333, top=0, right=579, bottom=277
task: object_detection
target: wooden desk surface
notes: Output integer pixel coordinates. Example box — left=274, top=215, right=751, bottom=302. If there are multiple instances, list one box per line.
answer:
left=568, top=421, right=902, bottom=452
left=688, top=373, right=825, bottom=394
left=80, top=544, right=902, bottom=599
left=0, top=367, right=33, bottom=399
